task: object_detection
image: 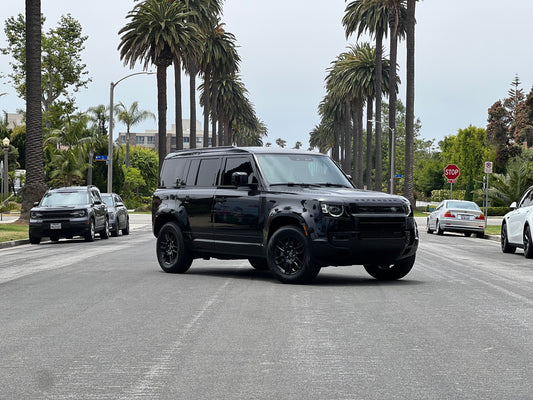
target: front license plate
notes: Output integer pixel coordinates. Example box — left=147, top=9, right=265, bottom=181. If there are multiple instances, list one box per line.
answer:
left=50, top=223, right=61, bottom=230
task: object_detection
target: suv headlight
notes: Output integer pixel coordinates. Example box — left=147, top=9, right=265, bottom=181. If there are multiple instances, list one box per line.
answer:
left=71, top=210, right=87, bottom=218
left=30, top=211, right=42, bottom=219
left=321, top=203, right=345, bottom=218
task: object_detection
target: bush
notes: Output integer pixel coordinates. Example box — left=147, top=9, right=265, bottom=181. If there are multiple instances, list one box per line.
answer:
left=486, top=207, right=511, bottom=216
left=430, top=189, right=466, bottom=202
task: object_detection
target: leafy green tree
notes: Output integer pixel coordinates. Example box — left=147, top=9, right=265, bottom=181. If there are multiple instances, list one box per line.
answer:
left=440, top=125, right=495, bottom=201
left=129, top=146, right=159, bottom=195
left=121, top=165, right=146, bottom=197
left=2, top=13, right=91, bottom=132
left=119, top=0, right=200, bottom=173
left=115, top=101, right=155, bottom=168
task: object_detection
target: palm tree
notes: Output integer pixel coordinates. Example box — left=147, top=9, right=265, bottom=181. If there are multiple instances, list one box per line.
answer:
left=343, top=0, right=389, bottom=191
left=20, top=0, right=47, bottom=221
left=198, top=21, right=240, bottom=147
left=118, top=0, right=199, bottom=174
left=87, top=104, right=109, bottom=136
left=115, top=101, right=155, bottom=168
left=404, top=0, right=416, bottom=206
left=178, top=0, right=223, bottom=149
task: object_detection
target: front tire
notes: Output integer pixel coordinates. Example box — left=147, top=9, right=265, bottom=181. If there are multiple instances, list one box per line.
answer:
left=156, top=222, right=193, bottom=273
left=85, top=219, right=95, bottom=242
left=501, top=223, right=516, bottom=254
left=122, top=218, right=130, bottom=235
left=267, top=226, right=320, bottom=284
left=523, top=226, right=533, bottom=258
left=100, top=219, right=110, bottom=239
left=29, top=234, right=41, bottom=245
left=111, top=221, right=119, bottom=237
left=364, top=254, right=416, bottom=281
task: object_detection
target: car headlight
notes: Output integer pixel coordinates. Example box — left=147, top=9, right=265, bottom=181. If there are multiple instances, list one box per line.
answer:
left=30, top=211, right=42, bottom=219
left=71, top=210, right=86, bottom=218
left=321, top=203, right=345, bottom=217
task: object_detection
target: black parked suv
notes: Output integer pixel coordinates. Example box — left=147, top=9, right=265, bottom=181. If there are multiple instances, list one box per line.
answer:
left=152, top=147, right=418, bottom=283
left=29, top=186, right=110, bottom=244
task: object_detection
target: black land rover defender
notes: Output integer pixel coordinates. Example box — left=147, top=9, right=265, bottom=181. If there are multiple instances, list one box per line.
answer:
left=152, top=147, right=418, bottom=284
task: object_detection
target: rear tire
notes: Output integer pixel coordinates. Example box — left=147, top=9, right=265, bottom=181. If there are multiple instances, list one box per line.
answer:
left=267, top=226, right=320, bottom=284
left=426, top=218, right=433, bottom=234
left=100, top=219, right=110, bottom=239
left=156, top=222, right=193, bottom=273
left=436, top=220, right=444, bottom=235
left=50, top=234, right=60, bottom=242
left=111, top=221, right=119, bottom=237
left=464, top=232, right=471, bottom=237
left=122, top=219, right=130, bottom=235
left=364, top=254, right=416, bottom=281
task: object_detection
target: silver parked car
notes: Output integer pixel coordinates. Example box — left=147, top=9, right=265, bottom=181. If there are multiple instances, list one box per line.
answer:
left=501, top=185, right=533, bottom=257
left=427, top=200, right=485, bottom=238
left=101, top=193, right=130, bottom=237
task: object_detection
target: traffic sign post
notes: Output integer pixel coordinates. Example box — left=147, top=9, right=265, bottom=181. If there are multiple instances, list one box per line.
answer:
left=484, top=161, right=493, bottom=227
left=444, top=164, right=460, bottom=199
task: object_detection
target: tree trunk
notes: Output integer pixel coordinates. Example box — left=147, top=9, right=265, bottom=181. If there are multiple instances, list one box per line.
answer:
left=174, top=59, right=183, bottom=150
left=365, top=98, right=374, bottom=190
left=189, top=61, right=197, bottom=149
left=374, top=29, right=384, bottom=192
left=125, top=129, right=131, bottom=168
left=87, top=149, right=93, bottom=185
left=20, top=0, right=47, bottom=222
left=388, top=17, right=398, bottom=194
left=157, top=64, right=168, bottom=175
left=343, top=101, right=351, bottom=173
left=203, top=72, right=211, bottom=148
left=404, top=0, right=416, bottom=207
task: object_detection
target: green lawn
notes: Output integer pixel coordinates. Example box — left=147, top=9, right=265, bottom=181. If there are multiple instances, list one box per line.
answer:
left=0, top=223, right=29, bottom=242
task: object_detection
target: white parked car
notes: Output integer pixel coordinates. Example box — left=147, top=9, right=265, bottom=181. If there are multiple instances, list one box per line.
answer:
left=427, top=200, right=485, bottom=238
left=501, top=186, right=533, bottom=257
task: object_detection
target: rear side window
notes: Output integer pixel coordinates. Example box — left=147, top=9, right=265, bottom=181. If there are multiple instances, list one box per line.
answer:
left=195, top=158, right=221, bottom=187
left=160, top=158, right=189, bottom=188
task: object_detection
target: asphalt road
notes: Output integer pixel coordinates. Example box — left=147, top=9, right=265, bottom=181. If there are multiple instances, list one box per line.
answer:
left=0, top=216, right=531, bottom=399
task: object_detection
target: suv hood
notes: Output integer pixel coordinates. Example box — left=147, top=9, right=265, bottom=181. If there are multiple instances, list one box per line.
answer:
left=270, top=185, right=408, bottom=203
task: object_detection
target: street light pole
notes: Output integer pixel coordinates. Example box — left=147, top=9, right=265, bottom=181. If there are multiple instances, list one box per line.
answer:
left=107, top=71, right=155, bottom=193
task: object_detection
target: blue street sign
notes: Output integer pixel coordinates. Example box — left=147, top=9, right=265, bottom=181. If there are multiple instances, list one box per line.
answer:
left=394, top=174, right=402, bottom=178
left=95, top=155, right=107, bottom=161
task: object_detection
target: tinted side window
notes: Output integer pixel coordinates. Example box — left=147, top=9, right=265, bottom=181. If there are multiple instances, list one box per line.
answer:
left=222, top=157, right=254, bottom=185
left=160, top=157, right=189, bottom=188
left=195, top=158, right=220, bottom=187
left=186, top=159, right=200, bottom=186
left=521, top=189, right=533, bottom=207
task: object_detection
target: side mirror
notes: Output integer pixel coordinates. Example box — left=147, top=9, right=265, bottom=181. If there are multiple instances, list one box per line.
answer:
left=33, top=201, right=39, bottom=206
left=510, top=201, right=517, bottom=210
left=94, top=200, right=102, bottom=205
left=231, top=171, right=249, bottom=187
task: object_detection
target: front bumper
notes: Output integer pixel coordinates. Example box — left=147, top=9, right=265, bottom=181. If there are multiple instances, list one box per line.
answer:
left=29, top=218, right=92, bottom=238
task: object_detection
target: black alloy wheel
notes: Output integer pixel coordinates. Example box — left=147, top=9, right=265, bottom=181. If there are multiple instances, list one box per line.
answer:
left=523, top=226, right=533, bottom=259
left=85, top=219, right=95, bottom=242
left=156, top=222, right=193, bottom=273
left=267, top=226, right=320, bottom=284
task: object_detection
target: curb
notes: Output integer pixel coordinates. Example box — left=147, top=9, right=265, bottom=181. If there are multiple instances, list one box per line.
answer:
left=0, top=239, right=30, bottom=249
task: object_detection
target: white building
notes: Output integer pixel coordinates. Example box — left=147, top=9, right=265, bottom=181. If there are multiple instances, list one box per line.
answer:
left=119, top=119, right=213, bottom=153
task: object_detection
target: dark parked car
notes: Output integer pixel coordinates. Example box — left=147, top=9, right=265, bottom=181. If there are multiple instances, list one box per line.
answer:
left=29, top=186, right=109, bottom=244
left=152, top=147, right=418, bottom=284
left=101, top=193, right=130, bottom=237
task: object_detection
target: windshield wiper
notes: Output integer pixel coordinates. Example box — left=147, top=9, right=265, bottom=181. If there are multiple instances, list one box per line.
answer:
left=269, top=183, right=320, bottom=188
left=316, top=183, right=351, bottom=188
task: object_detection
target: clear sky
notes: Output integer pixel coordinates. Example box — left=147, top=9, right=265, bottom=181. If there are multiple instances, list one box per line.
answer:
left=1, top=1, right=533, bottom=149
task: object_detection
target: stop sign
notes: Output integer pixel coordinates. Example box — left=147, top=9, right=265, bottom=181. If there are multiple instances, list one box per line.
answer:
left=444, top=164, right=460, bottom=181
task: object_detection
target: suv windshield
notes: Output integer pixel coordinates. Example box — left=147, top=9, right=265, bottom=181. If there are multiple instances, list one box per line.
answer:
left=255, top=154, right=352, bottom=187
left=40, top=191, right=89, bottom=206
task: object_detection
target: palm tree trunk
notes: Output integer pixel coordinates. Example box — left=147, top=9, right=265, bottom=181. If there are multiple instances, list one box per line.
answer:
left=388, top=19, right=398, bottom=194
left=125, top=129, right=131, bottom=168
left=374, top=29, right=384, bottom=192
left=189, top=61, right=197, bottom=149
left=203, top=73, right=211, bottom=148
left=365, top=98, right=374, bottom=190
left=343, top=102, right=351, bottom=173
left=174, top=59, right=184, bottom=150
left=20, top=0, right=47, bottom=222
left=87, top=149, right=93, bottom=185
left=156, top=64, right=168, bottom=175
left=404, top=0, right=416, bottom=207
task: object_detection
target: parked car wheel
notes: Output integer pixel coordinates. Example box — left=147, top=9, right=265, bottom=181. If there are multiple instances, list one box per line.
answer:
left=523, top=226, right=533, bottom=258
left=501, top=223, right=516, bottom=254
left=50, top=234, right=60, bottom=242
left=364, top=254, right=416, bottom=281
left=464, top=232, right=471, bottom=237
left=111, top=221, right=119, bottom=237
left=426, top=218, right=433, bottom=234
left=267, top=226, right=320, bottom=284
left=436, top=220, right=444, bottom=235
left=156, top=222, right=193, bottom=273
left=29, top=234, right=41, bottom=245
left=122, top=219, right=130, bottom=235
left=85, top=219, right=95, bottom=242
left=249, top=257, right=269, bottom=271
left=100, top=219, right=110, bottom=239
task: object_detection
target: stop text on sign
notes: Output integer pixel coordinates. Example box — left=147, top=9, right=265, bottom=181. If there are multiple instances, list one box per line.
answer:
left=444, top=164, right=460, bottom=182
